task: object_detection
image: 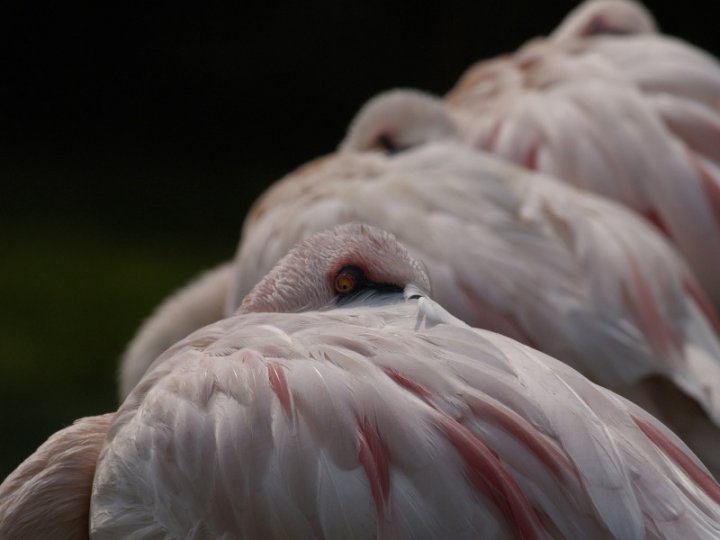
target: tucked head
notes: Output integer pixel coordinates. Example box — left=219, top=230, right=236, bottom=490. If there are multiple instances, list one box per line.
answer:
left=340, top=89, right=458, bottom=154
left=550, top=0, right=656, bottom=44
left=238, top=223, right=431, bottom=314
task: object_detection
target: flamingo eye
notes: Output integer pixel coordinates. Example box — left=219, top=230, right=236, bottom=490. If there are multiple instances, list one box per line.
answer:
left=334, top=266, right=363, bottom=295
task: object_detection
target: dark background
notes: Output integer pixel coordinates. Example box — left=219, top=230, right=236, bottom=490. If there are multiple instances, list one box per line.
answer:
left=1, top=1, right=718, bottom=478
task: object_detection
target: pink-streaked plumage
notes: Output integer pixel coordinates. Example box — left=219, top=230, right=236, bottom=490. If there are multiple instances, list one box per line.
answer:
left=101, top=316, right=720, bottom=537
left=441, top=0, right=720, bottom=305
left=122, top=132, right=720, bottom=475
left=5, top=224, right=720, bottom=538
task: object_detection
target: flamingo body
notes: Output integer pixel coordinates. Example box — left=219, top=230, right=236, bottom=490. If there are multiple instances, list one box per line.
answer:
left=94, top=300, right=720, bottom=539
left=121, top=141, right=720, bottom=477
left=0, top=414, right=114, bottom=539
left=445, top=0, right=720, bottom=304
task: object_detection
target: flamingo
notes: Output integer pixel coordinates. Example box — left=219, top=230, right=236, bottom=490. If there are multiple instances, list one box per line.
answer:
left=121, top=109, right=720, bottom=477
left=0, top=414, right=114, bottom=538
left=120, top=261, right=236, bottom=391
left=443, top=0, right=720, bottom=305
left=3, top=224, right=720, bottom=538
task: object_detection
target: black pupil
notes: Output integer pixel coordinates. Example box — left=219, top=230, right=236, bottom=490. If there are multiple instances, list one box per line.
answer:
left=336, top=266, right=364, bottom=294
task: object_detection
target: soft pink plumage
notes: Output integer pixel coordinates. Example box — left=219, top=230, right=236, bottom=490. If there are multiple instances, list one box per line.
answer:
left=0, top=414, right=114, bottom=539
left=4, top=224, right=720, bottom=538
left=122, top=134, right=720, bottom=476
left=444, top=0, right=720, bottom=305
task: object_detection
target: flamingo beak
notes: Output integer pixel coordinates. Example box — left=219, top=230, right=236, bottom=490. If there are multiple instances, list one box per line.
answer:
left=403, top=284, right=429, bottom=301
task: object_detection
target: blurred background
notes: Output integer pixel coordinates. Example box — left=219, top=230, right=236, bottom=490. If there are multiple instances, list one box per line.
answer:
left=1, top=1, right=718, bottom=478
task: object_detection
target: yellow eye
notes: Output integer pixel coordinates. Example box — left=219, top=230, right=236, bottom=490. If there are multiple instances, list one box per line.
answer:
left=334, top=266, right=363, bottom=295
left=335, top=274, right=356, bottom=293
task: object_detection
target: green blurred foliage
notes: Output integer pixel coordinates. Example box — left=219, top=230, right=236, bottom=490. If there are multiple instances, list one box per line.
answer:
left=0, top=226, right=230, bottom=478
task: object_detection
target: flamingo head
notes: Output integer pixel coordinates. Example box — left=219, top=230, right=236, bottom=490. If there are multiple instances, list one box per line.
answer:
left=340, top=89, right=459, bottom=154
left=238, top=223, right=431, bottom=314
